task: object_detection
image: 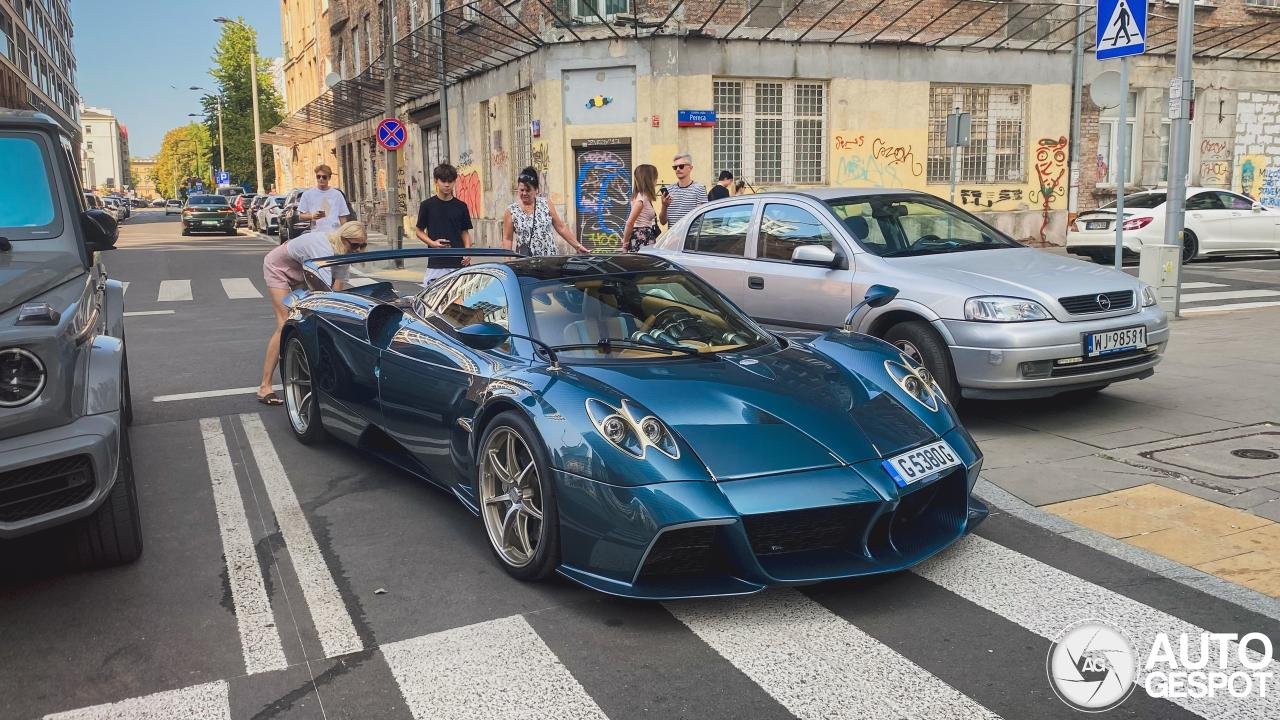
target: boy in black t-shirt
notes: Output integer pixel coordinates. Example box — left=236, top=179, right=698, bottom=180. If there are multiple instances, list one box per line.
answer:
left=415, top=163, right=474, bottom=285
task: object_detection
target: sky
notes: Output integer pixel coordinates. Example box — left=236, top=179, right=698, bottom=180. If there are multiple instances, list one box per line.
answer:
left=70, top=0, right=284, bottom=157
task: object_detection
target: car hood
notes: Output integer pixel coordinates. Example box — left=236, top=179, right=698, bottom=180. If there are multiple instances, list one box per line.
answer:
left=891, top=248, right=1139, bottom=317
left=565, top=343, right=940, bottom=480
left=0, top=250, right=84, bottom=314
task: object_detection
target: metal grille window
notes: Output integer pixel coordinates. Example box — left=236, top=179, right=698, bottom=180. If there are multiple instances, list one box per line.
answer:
left=510, top=89, right=532, bottom=177
left=927, top=85, right=1028, bottom=184
left=714, top=79, right=827, bottom=186
left=572, top=0, right=630, bottom=19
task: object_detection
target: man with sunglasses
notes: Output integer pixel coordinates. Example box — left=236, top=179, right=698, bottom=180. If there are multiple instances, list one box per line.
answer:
left=659, top=152, right=707, bottom=228
left=298, top=164, right=351, bottom=234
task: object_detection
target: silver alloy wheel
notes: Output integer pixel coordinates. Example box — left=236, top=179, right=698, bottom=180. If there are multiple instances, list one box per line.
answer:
left=284, top=340, right=314, bottom=434
left=478, top=427, right=544, bottom=568
left=895, top=340, right=923, bottom=364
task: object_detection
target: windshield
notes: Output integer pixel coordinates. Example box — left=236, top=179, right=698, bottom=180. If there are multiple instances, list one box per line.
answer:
left=0, top=133, right=60, bottom=239
left=825, top=194, right=1020, bottom=258
left=188, top=195, right=229, bottom=207
left=1098, top=192, right=1166, bottom=210
left=522, top=271, right=770, bottom=360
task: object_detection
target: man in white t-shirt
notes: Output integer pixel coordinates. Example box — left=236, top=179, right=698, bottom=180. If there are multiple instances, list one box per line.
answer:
left=298, top=164, right=351, bottom=234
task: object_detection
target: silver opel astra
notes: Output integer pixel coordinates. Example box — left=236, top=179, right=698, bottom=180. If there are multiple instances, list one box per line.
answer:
left=644, top=188, right=1168, bottom=401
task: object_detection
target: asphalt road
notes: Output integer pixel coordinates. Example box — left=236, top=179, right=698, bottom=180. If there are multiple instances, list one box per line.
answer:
left=2, top=211, right=1277, bottom=719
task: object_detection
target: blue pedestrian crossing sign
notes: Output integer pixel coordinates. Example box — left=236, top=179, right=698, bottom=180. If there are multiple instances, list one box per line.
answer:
left=1096, top=0, right=1145, bottom=60
left=376, top=118, right=407, bottom=151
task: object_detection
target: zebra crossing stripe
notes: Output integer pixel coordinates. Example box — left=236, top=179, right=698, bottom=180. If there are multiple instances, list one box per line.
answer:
left=220, top=277, right=264, bottom=299
left=157, top=279, right=192, bottom=302
left=1179, top=282, right=1226, bottom=290
left=200, top=418, right=288, bottom=675
left=381, top=615, right=609, bottom=720
left=1180, top=289, right=1280, bottom=303
left=43, top=680, right=230, bottom=720
left=667, top=589, right=1001, bottom=720
left=239, top=413, right=363, bottom=659
left=1182, top=300, right=1280, bottom=315
left=913, top=534, right=1277, bottom=720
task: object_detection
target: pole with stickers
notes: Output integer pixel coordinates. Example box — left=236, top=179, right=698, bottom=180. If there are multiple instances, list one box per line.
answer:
left=1096, top=0, right=1146, bottom=271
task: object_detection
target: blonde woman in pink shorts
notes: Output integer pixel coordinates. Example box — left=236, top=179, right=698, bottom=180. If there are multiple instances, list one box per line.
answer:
left=256, top=221, right=367, bottom=405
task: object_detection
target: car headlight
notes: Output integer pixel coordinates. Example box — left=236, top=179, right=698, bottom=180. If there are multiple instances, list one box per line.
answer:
left=1141, top=284, right=1158, bottom=307
left=585, top=398, right=679, bottom=460
left=884, top=355, right=944, bottom=411
left=0, top=348, right=46, bottom=407
left=964, top=296, right=1052, bottom=322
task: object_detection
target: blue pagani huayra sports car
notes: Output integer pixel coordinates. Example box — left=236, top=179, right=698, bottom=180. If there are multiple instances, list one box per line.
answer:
left=280, top=249, right=987, bottom=599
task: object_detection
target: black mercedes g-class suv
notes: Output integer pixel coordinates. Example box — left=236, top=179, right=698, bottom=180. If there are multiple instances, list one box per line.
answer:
left=0, top=110, right=140, bottom=568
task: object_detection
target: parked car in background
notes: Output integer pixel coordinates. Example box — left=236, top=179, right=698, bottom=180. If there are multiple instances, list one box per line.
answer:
left=180, top=194, right=237, bottom=236
left=255, top=195, right=284, bottom=237
left=150, top=198, right=166, bottom=208
left=164, top=199, right=182, bottom=215
left=278, top=188, right=309, bottom=241
left=108, top=196, right=130, bottom=220
left=1066, top=187, right=1280, bottom=265
left=101, top=197, right=123, bottom=222
left=646, top=188, right=1169, bottom=402
left=82, top=192, right=103, bottom=211
left=246, top=195, right=268, bottom=231
left=215, top=185, right=245, bottom=201
left=0, top=110, right=140, bottom=569
left=233, top=193, right=257, bottom=227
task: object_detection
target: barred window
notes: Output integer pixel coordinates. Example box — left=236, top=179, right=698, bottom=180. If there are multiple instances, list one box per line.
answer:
left=510, top=89, right=532, bottom=179
left=927, top=85, right=1028, bottom=184
left=714, top=79, right=827, bottom=186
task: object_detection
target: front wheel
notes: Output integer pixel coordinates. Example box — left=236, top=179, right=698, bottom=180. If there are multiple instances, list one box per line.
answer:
left=66, top=424, right=143, bottom=569
left=883, top=321, right=960, bottom=405
left=283, top=336, right=325, bottom=444
left=475, top=412, right=560, bottom=581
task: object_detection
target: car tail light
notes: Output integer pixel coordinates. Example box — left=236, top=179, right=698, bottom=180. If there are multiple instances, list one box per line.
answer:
left=1121, top=216, right=1153, bottom=231
left=1070, top=221, right=1081, bottom=233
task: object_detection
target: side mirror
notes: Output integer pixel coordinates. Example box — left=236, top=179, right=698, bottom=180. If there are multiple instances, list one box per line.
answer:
left=791, top=244, right=838, bottom=268
left=81, top=209, right=118, bottom=252
left=841, top=284, right=900, bottom=331
left=457, top=322, right=511, bottom=351
left=1252, top=202, right=1264, bottom=213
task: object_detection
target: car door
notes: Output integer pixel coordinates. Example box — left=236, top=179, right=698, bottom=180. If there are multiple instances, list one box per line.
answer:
left=667, top=202, right=758, bottom=311
left=378, top=272, right=509, bottom=490
left=1184, top=191, right=1232, bottom=253
left=737, top=201, right=854, bottom=329
left=1218, top=191, right=1280, bottom=251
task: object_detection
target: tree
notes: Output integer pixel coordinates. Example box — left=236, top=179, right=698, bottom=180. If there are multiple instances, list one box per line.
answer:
left=203, top=18, right=284, bottom=191
left=155, top=124, right=212, bottom=197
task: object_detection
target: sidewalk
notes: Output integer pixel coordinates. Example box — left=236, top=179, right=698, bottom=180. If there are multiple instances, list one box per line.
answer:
left=966, top=306, right=1280, bottom=597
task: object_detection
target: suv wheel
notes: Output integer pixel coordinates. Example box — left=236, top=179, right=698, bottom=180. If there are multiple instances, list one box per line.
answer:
left=66, top=424, right=143, bottom=569
left=883, top=321, right=961, bottom=405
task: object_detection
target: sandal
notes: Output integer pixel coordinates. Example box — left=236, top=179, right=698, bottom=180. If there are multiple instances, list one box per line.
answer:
left=256, top=391, right=284, bottom=406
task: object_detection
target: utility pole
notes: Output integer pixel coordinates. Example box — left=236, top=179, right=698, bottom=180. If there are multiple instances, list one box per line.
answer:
left=1163, top=0, right=1196, bottom=317
left=215, top=96, right=226, bottom=174
left=384, top=0, right=402, bottom=251
left=1067, top=8, right=1085, bottom=221
left=435, top=0, right=450, bottom=161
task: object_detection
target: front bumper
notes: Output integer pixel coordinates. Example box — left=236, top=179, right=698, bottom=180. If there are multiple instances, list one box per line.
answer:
left=941, top=305, right=1169, bottom=400
left=0, top=412, right=121, bottom=539
left=553, top=427, right=986, bottom=600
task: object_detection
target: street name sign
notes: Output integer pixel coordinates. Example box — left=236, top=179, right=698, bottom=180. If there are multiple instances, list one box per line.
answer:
left=376, top=118, right=407, bottom=151
left=1096, top=0, right=1146, bottom=60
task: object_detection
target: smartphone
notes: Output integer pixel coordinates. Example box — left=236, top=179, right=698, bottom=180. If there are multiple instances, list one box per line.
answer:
left=660, top=187, right=669, bottom=197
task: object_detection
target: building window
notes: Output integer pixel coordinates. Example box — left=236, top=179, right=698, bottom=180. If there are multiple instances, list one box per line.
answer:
left=510, top=89, right=533, bottom=179
left=351, top=25, right=361, bottom=74
left=1096, top=91, right=1137, bottom=187
left=927, top=84, right=1028, bottom=184
left=713, top=79, right=826, bottom=185
left=572, top=0, right=630, bottom=19
left=363, top=16, right=373, bottom=72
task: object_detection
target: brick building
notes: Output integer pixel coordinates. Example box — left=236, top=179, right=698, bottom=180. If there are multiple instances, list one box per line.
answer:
left=276, top=0, right=338, bottom=193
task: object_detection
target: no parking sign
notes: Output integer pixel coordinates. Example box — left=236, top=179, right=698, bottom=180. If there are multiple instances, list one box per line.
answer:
left=376, top=118, right=407, bottom=151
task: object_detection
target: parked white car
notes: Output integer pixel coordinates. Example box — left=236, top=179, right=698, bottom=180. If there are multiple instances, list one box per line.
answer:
left=1066, top=187, right=1280, bottom=264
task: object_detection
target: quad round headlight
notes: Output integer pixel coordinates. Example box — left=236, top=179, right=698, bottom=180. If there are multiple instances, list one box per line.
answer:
left=602, top=416, right=628, bottom=444
left=640, top=417, right=664, bottom=444
left=0, top=348, right=46, bottom=408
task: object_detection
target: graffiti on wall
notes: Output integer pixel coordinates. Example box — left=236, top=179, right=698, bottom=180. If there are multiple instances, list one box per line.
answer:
left=832, top=133, right=924, bottom=187
left=1235, top=155, right=1280, bottom=207
left=1198, top=138, right=1232, bottom=187
left=574, top=148, right=632, bottom=251
left=1262, top=167, right=1280, bottom=207
left=455, top=161, right=482, bottom=219
left=1033, top=136, right=1068, bottom=243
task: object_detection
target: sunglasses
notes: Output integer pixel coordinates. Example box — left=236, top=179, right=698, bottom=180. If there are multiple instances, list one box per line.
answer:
left=672, top=164, right=689, bottom=170
left=316, top=174, right=331, bottom=179
left=346, top=242, right=367, bottom=250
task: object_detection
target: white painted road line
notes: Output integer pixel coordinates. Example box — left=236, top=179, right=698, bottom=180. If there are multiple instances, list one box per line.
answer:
left=152, top=385, right=280, bottom=403
left=157, top=279, right=192, bottom=302
left=1180, top=289, right=1280, bottom=303
left=914, top=534, right=1277, bottom=720
left=43, top=680, right=231, bottom=720
left=382, top=615, right=608, bottom=720
left=239, top=413, right=363, bottom=659
left=1179, top=282, right=1227, bottom=290
left=124, top=310, right=176, bottom=317
left=1182, top=300, right=1280, bottom=315
left=200, top=418, right=288, bottom=675
left=668, top=589, right=1000, bottom=720
left=221, top=277, right=263, bottom=299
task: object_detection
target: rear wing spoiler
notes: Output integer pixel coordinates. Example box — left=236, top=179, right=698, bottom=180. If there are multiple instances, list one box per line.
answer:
left=303, top=247, right=525, bottom=274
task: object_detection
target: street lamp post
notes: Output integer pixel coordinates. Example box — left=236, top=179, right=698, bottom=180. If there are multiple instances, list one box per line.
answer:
left=214, top=16, right=264, bottom=195
left=190, top=87, right=225, bottom=175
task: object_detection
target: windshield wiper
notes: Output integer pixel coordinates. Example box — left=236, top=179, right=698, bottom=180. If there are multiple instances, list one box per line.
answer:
left=545, top=337, right=700, bottom=356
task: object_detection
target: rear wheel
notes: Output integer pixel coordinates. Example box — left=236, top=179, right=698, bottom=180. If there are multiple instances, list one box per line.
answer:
left=476, top=412, right=560, bottom=581
left=883, top=321, right=960, bottom=405
left=66, top=424, right=143, bottom=569
left=283, top=336, right=325, bottom=444
left=1181, top=230, right=1199, bottom=264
